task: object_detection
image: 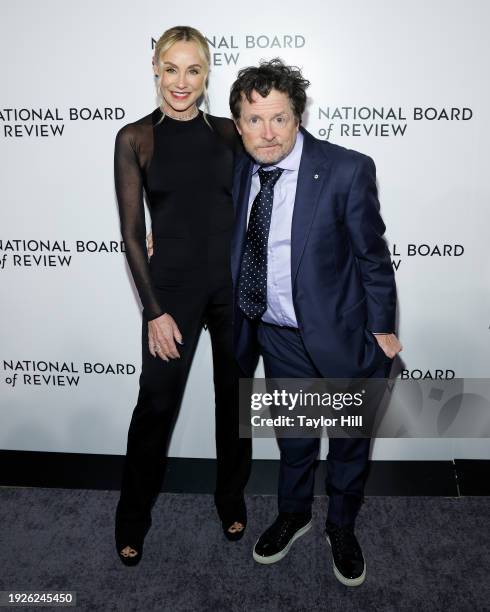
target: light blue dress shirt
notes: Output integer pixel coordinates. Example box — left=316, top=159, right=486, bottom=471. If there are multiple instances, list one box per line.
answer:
left=246, top=131, right=304, bottom=327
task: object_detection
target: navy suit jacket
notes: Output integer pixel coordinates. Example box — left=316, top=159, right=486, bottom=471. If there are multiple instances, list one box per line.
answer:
left=231, top=126, right=397, bottom=378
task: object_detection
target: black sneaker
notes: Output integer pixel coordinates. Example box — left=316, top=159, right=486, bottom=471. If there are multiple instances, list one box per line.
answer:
left=253, top=512, right=312, bottom=564
left=325, top=521, right=366, bottom=586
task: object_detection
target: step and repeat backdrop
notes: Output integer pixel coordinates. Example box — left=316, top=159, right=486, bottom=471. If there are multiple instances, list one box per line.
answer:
left=1, top=0, right=489, bottom=461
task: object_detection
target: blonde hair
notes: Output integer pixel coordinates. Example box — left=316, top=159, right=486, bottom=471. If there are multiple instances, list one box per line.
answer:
left=153, top=26, right=211, bottom=122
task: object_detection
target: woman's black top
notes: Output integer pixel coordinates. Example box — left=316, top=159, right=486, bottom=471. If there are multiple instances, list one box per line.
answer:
left=114, top=108, right=241, bottom=320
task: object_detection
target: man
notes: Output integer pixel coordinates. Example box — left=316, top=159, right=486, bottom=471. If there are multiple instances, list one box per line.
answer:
left=229, top=59, right=401, bottom=586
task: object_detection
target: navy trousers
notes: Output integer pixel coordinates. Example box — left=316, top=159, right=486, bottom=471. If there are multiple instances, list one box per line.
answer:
left=257, top=321, right=392, bottom=527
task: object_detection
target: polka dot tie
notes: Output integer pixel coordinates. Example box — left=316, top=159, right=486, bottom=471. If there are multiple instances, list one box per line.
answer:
left=238, top=167, right=284, bottom=320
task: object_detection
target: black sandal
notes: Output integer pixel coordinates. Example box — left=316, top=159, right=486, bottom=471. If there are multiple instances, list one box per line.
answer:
left=222, top=518, right=247, bottom=541
left=216, top=496, right=247, bottom=541
left=115, top=521, right=149, bottom=567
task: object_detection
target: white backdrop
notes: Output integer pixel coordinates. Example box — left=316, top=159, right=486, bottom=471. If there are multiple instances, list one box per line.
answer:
left=1, top=0, right=489, bottom=461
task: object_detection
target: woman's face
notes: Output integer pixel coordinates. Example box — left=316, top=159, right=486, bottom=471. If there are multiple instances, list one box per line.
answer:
left=156, top=40, right=207, bottom=116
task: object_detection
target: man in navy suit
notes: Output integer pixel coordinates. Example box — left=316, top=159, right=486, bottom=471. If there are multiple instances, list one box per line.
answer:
left=229, top=59, right=402, bottom=586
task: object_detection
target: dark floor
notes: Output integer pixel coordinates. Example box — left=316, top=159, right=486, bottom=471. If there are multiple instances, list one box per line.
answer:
left=0, top=488, right=488, bottom=612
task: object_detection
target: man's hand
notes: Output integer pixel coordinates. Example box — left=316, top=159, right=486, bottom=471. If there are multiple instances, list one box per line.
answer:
left=146, top=231, right=154, bottom=258
left=372, top=333, right=402, bottom=359
left=148, top=313, right=183, bottom=361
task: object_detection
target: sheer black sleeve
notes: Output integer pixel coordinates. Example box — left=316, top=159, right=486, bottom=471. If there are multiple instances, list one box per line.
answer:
left=114, top=123, right=164, bottom=321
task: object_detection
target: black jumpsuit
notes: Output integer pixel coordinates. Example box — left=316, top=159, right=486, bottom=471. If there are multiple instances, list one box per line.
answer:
left=114, top=108, right=252, bottom=540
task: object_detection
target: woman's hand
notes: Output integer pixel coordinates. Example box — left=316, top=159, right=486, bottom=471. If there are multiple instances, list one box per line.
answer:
left=145, top=233, right=181, bottom=360
left=146, top=231, right=154, bottom=258
left=148, top=313, right=183, bottom=361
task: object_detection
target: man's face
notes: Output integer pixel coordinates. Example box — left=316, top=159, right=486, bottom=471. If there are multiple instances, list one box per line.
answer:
left=234, top=89, right=299, bottom=165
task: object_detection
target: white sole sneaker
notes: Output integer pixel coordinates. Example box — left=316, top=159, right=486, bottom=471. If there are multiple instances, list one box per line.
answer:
left=253, top=520, right=312, bottom=565
left=326, top=534, right=366, bottom=586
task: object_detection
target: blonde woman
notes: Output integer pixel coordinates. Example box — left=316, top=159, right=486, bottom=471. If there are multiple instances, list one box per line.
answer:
left=114, top=26, right=251, bottom=566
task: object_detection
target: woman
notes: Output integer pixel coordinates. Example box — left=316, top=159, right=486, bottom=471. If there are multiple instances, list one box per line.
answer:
left=114, top=25, right=251, bottom=566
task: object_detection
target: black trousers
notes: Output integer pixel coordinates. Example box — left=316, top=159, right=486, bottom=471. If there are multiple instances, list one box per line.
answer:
left=257, top=321, right=392, bottom=527
left=116, top=281, right=252, bottom=536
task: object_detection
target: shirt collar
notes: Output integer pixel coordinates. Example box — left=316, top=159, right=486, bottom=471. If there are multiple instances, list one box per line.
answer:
left=252, top=130, right=304, bottom=174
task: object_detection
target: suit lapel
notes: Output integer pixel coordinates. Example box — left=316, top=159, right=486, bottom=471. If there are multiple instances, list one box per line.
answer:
left=231, top=154, right=254, bottom=287
left=291, top=128, right=332, bottom=286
